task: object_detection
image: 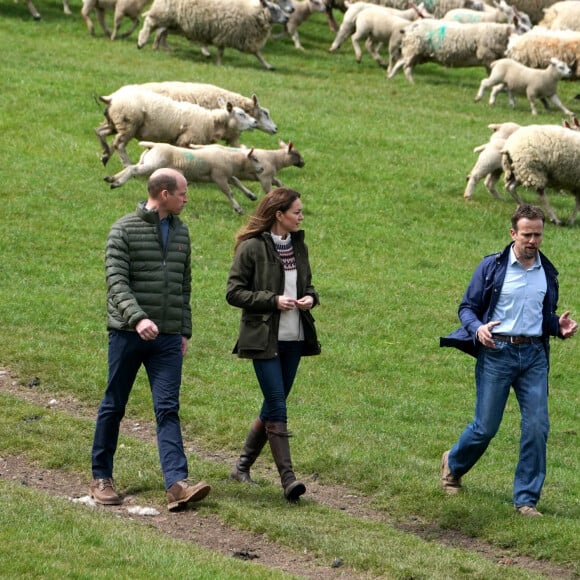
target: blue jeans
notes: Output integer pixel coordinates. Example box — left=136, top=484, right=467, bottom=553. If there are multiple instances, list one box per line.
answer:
left=448, top=341, right=549, bottom=507
left=253, top=341, right=303, bottom=423
left=91, top=330, right=188, bottom=489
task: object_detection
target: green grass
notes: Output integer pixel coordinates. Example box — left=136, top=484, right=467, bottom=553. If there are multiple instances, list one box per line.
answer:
left=1, top=3, right=579, bottom=578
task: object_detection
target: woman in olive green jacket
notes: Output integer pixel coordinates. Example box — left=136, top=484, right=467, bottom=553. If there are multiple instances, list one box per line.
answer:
left=226, top=188, right=320, bottom=501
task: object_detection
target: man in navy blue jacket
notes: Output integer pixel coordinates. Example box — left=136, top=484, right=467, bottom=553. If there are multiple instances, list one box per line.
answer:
left=440, top=205, right=577, bottom=516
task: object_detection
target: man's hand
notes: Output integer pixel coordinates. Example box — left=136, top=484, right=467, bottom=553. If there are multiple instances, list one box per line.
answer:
left=136, top=318, right=159, bottom=341
left=559, top=311, right=578, bottom=338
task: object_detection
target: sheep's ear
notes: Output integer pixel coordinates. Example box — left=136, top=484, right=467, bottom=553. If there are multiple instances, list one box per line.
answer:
left=252, top=94, right=259, bottom=106
left=217, top=96, right=226, bottom=107
left=563, top=119, right=571, bottom=128
left=226, top=101, right=233, bottom=112
left=288, top=142, right=294, bottom=151
left=247, top=147, right=255, bottom=158
left=279, top=139, right=286, bottom=148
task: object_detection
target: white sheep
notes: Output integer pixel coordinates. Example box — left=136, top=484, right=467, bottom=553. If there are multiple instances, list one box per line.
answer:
left=506, top=27, right=580, bottom=78
left=463, top=121, right=522, bottom=199
left=81, top=0, right=150, bottom=39
left=538, top=0, right=580, bottom=29
left=350, top=7, right=416, bottom=68
left=22, top=0, right=71, bottom=19
left=501, top=122, right=580, bottom=225
left=121, top=81, right=278, bottom=141
left=230, top=140, right=306, bottom=193
left=273, top=0, right=327, bottom=50
left=105, top=142, right=264, bottom=214
left=324, top=0, right=484, bottom=31
left=387, top=19, right=526, bottom=83
left=96, top=89, right=258, bottom=167
left=474, top=56, right=573, bottom=115
left=137, top=0, right=289, bottom=70
left=444, top=0, right=533, bottom=29
left=328, top=1, right=432, bottom=54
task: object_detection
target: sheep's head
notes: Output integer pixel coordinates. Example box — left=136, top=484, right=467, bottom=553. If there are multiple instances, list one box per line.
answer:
left=549, top=57, right=572, bottom=79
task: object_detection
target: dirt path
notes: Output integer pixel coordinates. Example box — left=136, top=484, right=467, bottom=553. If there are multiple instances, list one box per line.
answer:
left=0, top=367, right=575, bottom=579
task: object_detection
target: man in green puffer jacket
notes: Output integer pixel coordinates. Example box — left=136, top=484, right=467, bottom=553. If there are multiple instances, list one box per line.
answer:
left=90, top=168, right=211, bottom=511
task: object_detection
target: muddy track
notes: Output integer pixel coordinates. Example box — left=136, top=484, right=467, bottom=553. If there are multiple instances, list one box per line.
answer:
left=0, top=367, right=575, bottom=579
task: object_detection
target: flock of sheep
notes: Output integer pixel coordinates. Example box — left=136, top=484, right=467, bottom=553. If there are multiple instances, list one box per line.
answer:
left=19, top=0, right=580, bottom=223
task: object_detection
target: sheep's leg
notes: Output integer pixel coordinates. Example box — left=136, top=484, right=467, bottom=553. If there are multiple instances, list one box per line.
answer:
left=329, top=23, right=354, bottom=52
left=506, top=182, right=524, bottom=205
left=137, top=15, right=155, bottom=48
left=484, top=170, right=503, bottom=199
left=463, top=173, right=479, bottom=200
left=95, top=121, right=114, bottom=166
left=230, top=177, right=258, bottom=200
left=548, top=95, right=573, bottom=117
left=25, top=0, right=41, bottom=20
left=105, top=163, right=153, bottom=188
left=537, top=188, right=562, bottom=226
left=253, top=50, right=275, bottom=71
left=111, top=136, right=133, bottom=168
left=387, top=57, right=405, bottom=79
left=62, top=0, right=72, bottom=15
left=81, top=1, right=96, bottom=35
left=212, top=176, right=244, bottom=214
left=567, top=192, right=580, bottom=226
left=326, top=6, right=339, bottom=32
left=528, top=96, right=538, bottom=115
left=351, top=33, right=364, bottom=63
left=489, top=83, right=505, bottom=106
left=366, top=38, right=387, bottom=68
left=474, top=78, right=491, bottom=102
left=291, top=31, right=304, bottom=50
left=96, top=7, right=112, bottom=38
left=508, top=90, right=516, bottom=109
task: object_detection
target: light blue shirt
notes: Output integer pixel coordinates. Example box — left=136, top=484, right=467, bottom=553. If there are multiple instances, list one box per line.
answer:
left=491, top=246, right=546, bottom=337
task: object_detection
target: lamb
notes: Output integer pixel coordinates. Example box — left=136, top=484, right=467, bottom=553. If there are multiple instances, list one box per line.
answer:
left=539, top=0, right=580, bottom=30
left=387, top=19, right=527, bottom=83
left=328, top=1, right=432, bottom=54
left=506, top=27, right=580, bottom=78
left=81, top=0, right=150, bottom=39
left=22, top=0, right=71, bottom=20
left=123, top=81, right=278, bottom=140
left=137, top=0, right=289, bottom=70
left=463, top=121, right=522, bottom=200
left=95, top=89, right=258, bottom=167
left=324, top=0, right=484, bottom=31
left=350, top=7, right=417, bottom=68
left=228, top=140, right=305, bottom=193
left=273, top=0, right=327, bottom=50
left=474, top=56, right=573, bottom=115
left=444, top=0, right=532, bottom=29
left=501, top=122, right=580, bottom=225
left=105, top=142, right=264, bottom=214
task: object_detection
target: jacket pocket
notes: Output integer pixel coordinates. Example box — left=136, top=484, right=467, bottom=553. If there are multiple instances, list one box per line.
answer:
left=238, top=313, right=272, bottom=351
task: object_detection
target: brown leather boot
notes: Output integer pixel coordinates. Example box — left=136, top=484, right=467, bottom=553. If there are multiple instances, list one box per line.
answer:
left=266, top=421, right=306, bottom=502
left=230, top=418, right=268, bottom=485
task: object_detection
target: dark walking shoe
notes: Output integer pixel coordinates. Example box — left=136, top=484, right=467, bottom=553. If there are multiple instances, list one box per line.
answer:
left=89, top=478, right=122, bottom=505
left=284, top=480, right=306, bottom=502
left=440, top=451, right=462, bottom=494
left=167, top=480, right=211, bottom=512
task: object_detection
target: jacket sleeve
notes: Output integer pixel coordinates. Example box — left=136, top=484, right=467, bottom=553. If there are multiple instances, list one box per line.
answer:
left=458, top=258, right=491, bottom=339
left=181, top=242, right=192, bottom=339
left=301, top=243, right=319, bottom=307
left=226, top=242, right=278, bottom=312
left=106, top=224, right=147, bottom=328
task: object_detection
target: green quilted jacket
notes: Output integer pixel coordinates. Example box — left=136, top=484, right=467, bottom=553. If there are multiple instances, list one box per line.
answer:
left=105, top=201, right=192, bottom=338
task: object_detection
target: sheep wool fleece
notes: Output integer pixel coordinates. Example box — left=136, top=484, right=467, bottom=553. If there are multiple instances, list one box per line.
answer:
left=106, top=201, right=192, bottom=338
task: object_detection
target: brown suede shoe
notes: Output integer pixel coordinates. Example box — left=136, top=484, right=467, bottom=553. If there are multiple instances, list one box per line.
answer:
left=167, top=480, right=211, bottom=512
left=89, top=478, right=122, bottom=505
left=440, top=451, right=462, bottom=494
left=515, top=505, right=543, bottom=517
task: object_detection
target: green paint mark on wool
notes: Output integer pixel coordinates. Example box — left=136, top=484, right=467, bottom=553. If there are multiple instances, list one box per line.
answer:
left=426, top=25, right=447, bottom=51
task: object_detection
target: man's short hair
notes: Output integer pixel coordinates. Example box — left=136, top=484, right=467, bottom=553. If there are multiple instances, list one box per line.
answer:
left=512, top=205, right=545, bottom=230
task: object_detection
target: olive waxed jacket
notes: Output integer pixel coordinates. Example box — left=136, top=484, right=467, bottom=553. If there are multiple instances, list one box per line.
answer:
left=106, top=202, right=192, bottom=338
left=226, top=230, right=320, bottom=359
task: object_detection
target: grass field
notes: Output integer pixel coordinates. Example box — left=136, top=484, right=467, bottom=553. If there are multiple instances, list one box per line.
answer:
left=0, top=2, right=579, bottom=578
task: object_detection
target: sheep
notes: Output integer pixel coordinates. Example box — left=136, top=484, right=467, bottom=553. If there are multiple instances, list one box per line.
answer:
left=137, top=0, right=289, bottom=71
left=463, top=121, right=522, bottom=200
left=444, top=0, right=533, bottom=29
left=387, top=19, right=527, bottom=83
left=273, top=0, right=327, bottom=50
left=226, top=140, right=305, bottom=193
left=350, top=8, right=417, bottom=68
left=22, top=0, right=71, bottom=20
left=539, top=0, right=580, bottom=30
left=324, top=0, right=484, bottom=31
left=506, top=27, right=580, bottom=78
left=328, top=1, right=432, bottom=54
left=95, top=89, right=258, bottom=167
left=123, top=81, right=278, bottom=140
left=81, top=0, right=150, bottom=39
left=475, top=56, right=573, bottom=115
left=105, top=142, right=264, bottom=214
left=501, top=122, right=580, bottom=225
